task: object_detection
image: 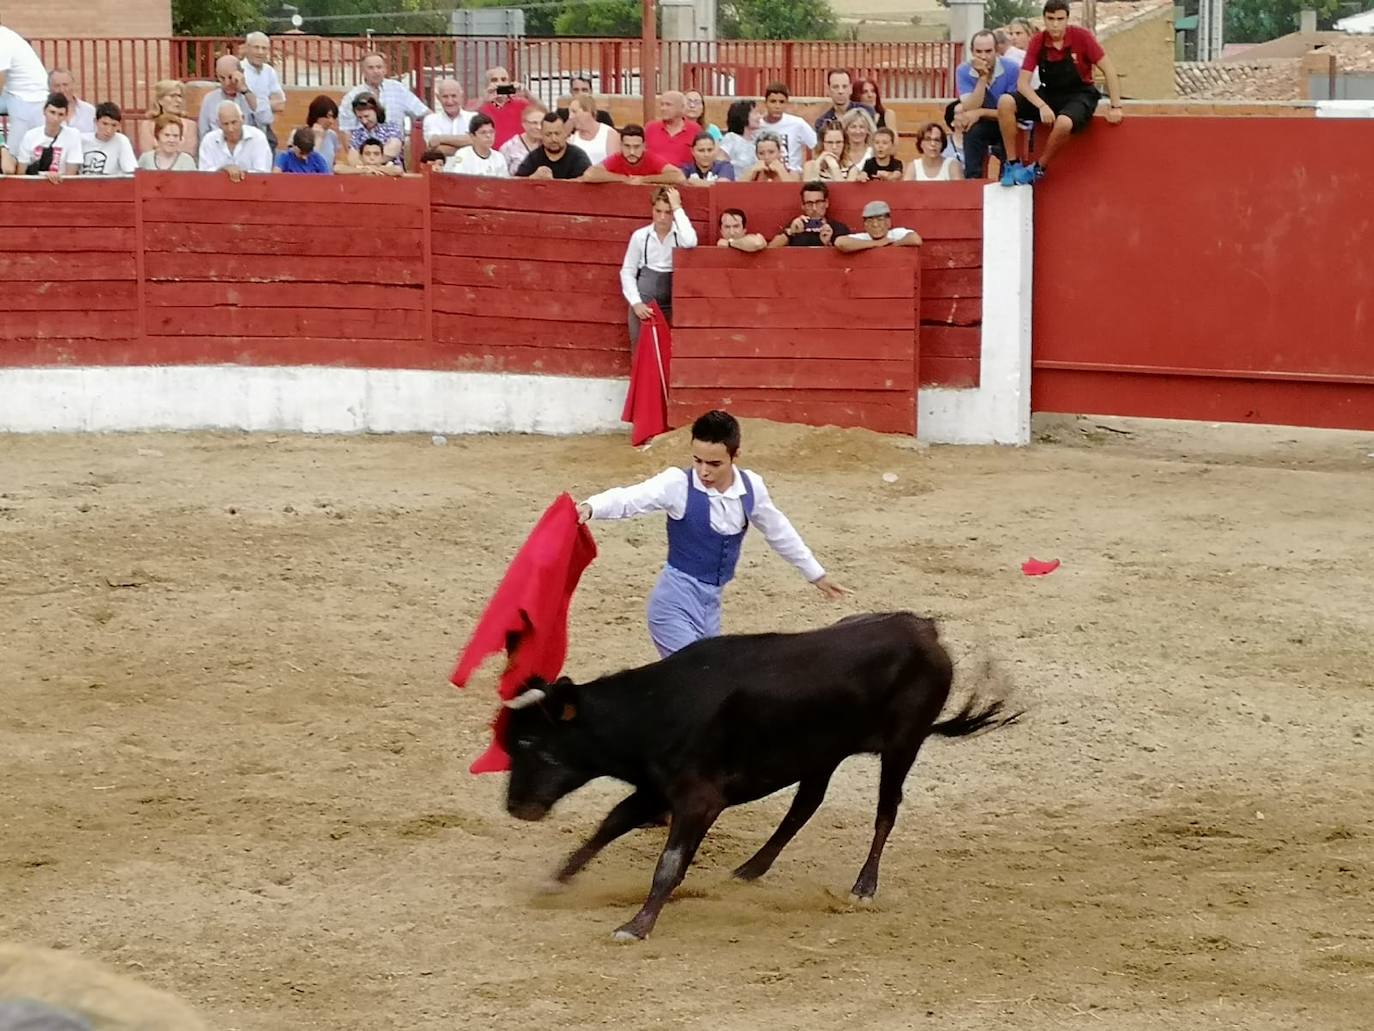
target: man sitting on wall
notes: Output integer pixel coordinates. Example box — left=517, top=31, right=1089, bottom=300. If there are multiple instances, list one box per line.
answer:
left=583, top=123, right=684, bottom=184
left=835, top=200, right=924, bottom=252
left=514, top=112, right=592, bottom=179
left=768, top=181, right=850, bottom=249
left=953, top=29, right=1020, bottom=179
left=997, top=0, right=1124, bottom=186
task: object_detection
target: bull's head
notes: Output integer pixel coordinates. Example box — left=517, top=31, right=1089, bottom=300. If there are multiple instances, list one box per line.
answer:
left=502, top=675, right=595, bottom=822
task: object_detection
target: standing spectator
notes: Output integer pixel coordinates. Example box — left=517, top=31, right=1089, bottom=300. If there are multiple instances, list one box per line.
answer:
left=718, top=99, right=761, bottom=181
left=716, top=208, right=768, bottom=253
left=683, top=90, right=721, bottom=141
left=47, top=69, right=94, bottom=133
left=954, top=30, right=1019, bottom=179
left=681, top=131, right=734, bottom=184
left=346, top=95, right=403, bottom=168
left=1005, top=18, right=1036, bottom=81
left=514, top=112, right=591, bottom=179
left=136, top=113, right=197, bottom=171
left=557, top=75, right=615, bottom=126
left=644, top=90, right=695, bottom=167
left=813, top=68, right=874, bottom=133
left=80, top=102, right=136, bottom=176
left=14, top=92, right=82, bottom=179
left=423, top=78, right=473, bottom=157
left=305, top=95, right=346, bottom=171
left=584, top=123, right=682, bottom=184
left=136, top=80, right=198, bottom=158
left=802, top=125, right=847, bottom=181
left=852, top=77, right=899, bottom=137
left=741, top=132, right=797, bottom=183
left=860, top=127, right=904, bottom=181
left=198, top=100, right=272, bottom=179
left=758, top=82, right=815, bottom=172
left=338, top=52, right=430, bottom=133
left=198, top=54, right=258, bottom=138
left=273, top=126, right=330, bottom=173
left=835, top=200, right=923, bottom=253
left=241, top=32, right=286, bottom=152
left=619, top=186, right=697, bottom=345
left=998, top=0, right=1124, bottom=186
left=0, top=19, right=49, bottom=147
left=768, top=182, right=850, bottom=248
left=838, top=107, right=875, bottom=178
left=566, top=95, right=619, bottom=165
left=444, top=112, right=508, bottom=177
left=499, top=103, right=545, bottom=175
left=478, top=66, right=530, bottom=148
left=907, top=122, right=963, bottom=181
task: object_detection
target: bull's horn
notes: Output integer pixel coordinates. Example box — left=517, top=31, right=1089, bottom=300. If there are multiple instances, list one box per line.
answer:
left=503, top=689, right=547, bottom=710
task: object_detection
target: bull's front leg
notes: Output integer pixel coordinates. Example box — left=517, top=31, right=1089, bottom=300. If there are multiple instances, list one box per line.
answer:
left=612, top=801, right=721, bottom=942
left=555, top=788, right=666, bottom=884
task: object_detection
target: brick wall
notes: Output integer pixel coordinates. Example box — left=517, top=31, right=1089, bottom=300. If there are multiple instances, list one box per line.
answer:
left=2, top=0, right=171, bottom=38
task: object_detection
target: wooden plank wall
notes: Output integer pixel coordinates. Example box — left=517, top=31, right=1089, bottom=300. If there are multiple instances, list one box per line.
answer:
left=672, top=248, right=919, bottom=434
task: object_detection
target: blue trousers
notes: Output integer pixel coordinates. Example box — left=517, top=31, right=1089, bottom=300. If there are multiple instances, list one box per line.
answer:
left=646, top=564, right=723, bottom=658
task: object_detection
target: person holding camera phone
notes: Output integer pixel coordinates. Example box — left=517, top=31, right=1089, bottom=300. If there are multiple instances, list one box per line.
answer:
left=768, top=181, right=850, bottom=249
left=478, top=66, right=531, bottom=148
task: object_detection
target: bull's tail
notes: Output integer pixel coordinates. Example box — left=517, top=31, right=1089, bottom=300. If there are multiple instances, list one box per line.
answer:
left=930, top=695, right=1022, bottom=737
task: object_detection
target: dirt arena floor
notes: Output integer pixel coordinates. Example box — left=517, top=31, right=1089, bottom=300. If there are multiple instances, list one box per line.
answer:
left=2, top=416, right=1372, bottom=1030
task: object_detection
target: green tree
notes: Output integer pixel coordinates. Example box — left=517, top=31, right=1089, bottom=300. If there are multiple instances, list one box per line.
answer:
left=984, top=0, right=1037, bottom=30
left=720, top=0, right=839, bottom=40
left=171, top=0, right=267, bottom=35
left=553, top=0, right=641, bottom=36
left=1224, top=0, right=1350, bottom=42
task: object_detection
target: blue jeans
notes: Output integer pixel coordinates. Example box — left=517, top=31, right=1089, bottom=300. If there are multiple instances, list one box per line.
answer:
left=962, top=118, right=1005, bottom=179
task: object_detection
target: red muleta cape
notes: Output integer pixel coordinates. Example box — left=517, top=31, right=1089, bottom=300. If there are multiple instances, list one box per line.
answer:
left=451, top=494, right=597, bottom=773
left=621, top=302, right=672, bottom=446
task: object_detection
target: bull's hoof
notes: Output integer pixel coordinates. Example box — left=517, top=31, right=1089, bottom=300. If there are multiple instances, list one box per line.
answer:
left=848, top=892, right=874, bottom=907
left=732, top=861, right=768, bottom=882
left=537, top=878, right=569, bottom=896
left=611, top=926, right=646, bottom=943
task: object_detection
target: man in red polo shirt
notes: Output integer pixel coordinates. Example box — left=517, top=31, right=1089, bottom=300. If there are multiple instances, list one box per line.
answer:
left=643, top=90, right=696, bottom=167
left=583, top=123, right=685, bottom=184
left=477, top=65, right=530, bottom=147
left=995, top=0, right=1123, bottom=186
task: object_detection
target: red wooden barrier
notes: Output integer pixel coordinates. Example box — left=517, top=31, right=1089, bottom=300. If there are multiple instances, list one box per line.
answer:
left=1032, top=117, right=1374, bottom=431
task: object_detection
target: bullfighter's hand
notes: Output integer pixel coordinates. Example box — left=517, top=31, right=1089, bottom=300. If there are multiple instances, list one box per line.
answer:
left=813, top=576, right=850, bottom=599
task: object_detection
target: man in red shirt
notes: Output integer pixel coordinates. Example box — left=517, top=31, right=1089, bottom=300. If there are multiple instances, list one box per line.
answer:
left=643, top=90, right=696, bottom=167
left=477, top=65, right=530, bottom=147
left=995, top=0, right=1123, bottom=186
left=583, top=123, right=685, bottom=184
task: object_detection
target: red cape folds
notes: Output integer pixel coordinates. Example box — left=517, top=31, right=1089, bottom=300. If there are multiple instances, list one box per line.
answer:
left=621, top=302, right=672, bottom=446
left=451, top=494, right=597, bottom=774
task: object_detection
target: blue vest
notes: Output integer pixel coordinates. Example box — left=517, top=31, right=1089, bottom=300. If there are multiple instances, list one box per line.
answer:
left=665, top=468, right=754, bottom=587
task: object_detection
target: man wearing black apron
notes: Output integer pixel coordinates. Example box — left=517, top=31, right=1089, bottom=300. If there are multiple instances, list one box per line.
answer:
left=994, top=0, right=1124, bottom=186
left=619, top=186, right=698, bottom=351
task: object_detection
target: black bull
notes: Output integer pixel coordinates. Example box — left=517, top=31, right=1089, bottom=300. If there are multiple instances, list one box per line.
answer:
left=500, top=611, right=1020, bottom=940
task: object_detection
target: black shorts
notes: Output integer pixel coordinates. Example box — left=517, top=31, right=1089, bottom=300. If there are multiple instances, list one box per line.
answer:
left=1013, top=88, right=1101, bottom=132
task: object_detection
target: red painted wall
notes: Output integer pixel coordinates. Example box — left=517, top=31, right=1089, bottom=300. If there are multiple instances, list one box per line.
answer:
left=1033, top=117, right=1374, bottom=430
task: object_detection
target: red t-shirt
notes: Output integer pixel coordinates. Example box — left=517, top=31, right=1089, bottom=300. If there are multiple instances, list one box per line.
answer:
left=601, top=150, right=670, bottom=176
left=644, top=119, right=696, bottom=166
left=478, top=96, right=530, bottom=147
left=1022, top=26, right=1105, bottom=87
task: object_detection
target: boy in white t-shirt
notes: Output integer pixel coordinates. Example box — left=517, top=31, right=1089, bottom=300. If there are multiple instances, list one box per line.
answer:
left=758, top=81, right=817, bottom=172
left=443, top=112, right=508, bottom=177
left=80, top=101, right=138, bottom=176
left=16, top=92, right=84, bottom=180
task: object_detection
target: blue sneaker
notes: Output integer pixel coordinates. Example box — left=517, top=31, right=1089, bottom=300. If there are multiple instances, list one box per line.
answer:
left=1012, top=162, right=1044, bottom=186
left=999, top=160, right=1021, bottom=187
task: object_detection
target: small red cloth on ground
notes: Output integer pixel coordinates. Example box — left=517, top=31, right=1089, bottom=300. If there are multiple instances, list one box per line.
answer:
left=1021, top=558, right=1061, bottom=576
left=451, top=494, right=597, bottom=773
left=622, top=302, right=672, bottom=446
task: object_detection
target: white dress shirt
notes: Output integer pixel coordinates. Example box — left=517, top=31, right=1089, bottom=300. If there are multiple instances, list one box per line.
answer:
left=619, top=208, right=698, bottom=305
left=241, top=60, right=283, bottom=126
left=424, top=109, right=473, bottom=143
left=585, top=467, right=825, bottom=583
left=198, top=125, right=273, bottom=173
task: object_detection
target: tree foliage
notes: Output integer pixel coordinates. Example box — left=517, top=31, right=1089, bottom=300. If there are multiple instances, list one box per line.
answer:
left=1224, top=0, right=1350, bottom=43
left=720, top=0, right=839, bottom=40
left=984, top=0, right=1038, bottom=30
left=554, top=0, right=642, bottom=36
left=171, top=0, right=266, bottom=35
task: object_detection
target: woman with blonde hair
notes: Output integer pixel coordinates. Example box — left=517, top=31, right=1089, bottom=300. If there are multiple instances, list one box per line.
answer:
left=566, top=93, right=620, bottom=165
left=802, top=124, right=847, bottom=181
left=838, top=107, right=875, bottom=180
left=135, top=79, right=198, bottom=156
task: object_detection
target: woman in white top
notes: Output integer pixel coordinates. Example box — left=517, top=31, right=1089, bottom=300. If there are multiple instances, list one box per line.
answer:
left=802, top=125, right=847, bottom=182
left=717, top=99, right=761, bottom=181
left=907, top=121, right=964, bottom=181
left=565, top=94, right=619, bottom=166
left=136, top=113, right=198, bottom=170
left=444, top=112, right=509, bottom=177
left=838, top=107, right=875, bottom=181
left=620, top=186, right=697, bottom=349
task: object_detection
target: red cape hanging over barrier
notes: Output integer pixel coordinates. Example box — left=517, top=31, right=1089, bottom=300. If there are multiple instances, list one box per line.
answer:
left=622, top=302, right=672, bottom=446
left=450, top=494, right=597, bottom=773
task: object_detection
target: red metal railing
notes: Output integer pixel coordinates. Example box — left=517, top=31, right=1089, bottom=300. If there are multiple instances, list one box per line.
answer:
left=29, top=36, right=960, bottom=118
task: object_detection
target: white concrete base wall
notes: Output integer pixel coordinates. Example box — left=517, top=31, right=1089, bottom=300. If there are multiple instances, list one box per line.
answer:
left=1316, top=100, right=1374, bottom=118
left=0, top=366, right=629, bottom=436
left=917, top=183, right=1034, bottom=446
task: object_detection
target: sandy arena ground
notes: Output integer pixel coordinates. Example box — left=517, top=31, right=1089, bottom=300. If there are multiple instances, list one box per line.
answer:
left=1, top=417, right=1372, bottom=1030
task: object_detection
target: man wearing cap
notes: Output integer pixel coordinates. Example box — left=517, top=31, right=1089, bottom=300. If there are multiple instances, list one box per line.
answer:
left=835, top=200, right=924, bottom=252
